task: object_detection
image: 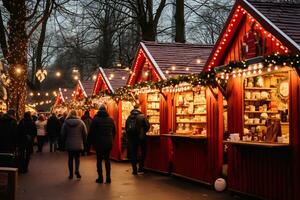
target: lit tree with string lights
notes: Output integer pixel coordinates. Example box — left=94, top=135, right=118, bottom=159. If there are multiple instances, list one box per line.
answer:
left=0, top=0, right=56, bottom=118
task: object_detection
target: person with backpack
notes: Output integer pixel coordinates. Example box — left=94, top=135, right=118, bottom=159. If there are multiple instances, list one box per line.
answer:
left=88, top=105, right=116, bottom=184
left=125, top=104, right=150, bottom=175
left=17, top=112, right=37, bottom=173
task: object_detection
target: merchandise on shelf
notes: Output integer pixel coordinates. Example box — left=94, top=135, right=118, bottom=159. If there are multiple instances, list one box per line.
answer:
left=147, top=93, right=160, bottom=135
left=122, top=101, right=134, bottom=128
left=175, top=90, right=207, bottom=136
left=242, top=70, right=289, bottom=144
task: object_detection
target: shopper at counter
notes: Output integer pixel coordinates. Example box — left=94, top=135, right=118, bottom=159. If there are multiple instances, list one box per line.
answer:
left=126, top=105, right=150, bottom=175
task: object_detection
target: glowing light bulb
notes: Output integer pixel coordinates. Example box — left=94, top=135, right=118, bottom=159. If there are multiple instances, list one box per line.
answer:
left=92, top=75, right=97, bottom=81
left=55, top=72, right=61, bottom=77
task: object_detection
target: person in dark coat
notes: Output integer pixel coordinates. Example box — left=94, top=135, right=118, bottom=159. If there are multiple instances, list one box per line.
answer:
left=126, top=104, right=150, bottom=175
left=0, top=109, right=18, bottom=153
left=46, top=113, right=61, bottom=152
left=17, top=112, right=37, bottom=173
left=57, top=112, right=67, bottom=151
left=88, top=105, right=116, bottom=184
left=81, top=110, right=92, bottom=132
left=61, top=110, right=87, bottom=179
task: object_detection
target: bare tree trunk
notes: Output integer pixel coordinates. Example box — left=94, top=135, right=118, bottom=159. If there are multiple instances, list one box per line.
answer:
left=6, top=1, right=28, bottom=119
left=175, top=0, right=185, bottom=43
left=34, top=0, right=52, bottom=88
left=141, top=22, right=156, bottom=41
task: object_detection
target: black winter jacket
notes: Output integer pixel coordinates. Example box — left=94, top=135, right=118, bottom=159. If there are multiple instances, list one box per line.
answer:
left=46, top=115, right=61, bottom=139
left=88, top=111, right=116, bottom=151
left=17, top=118, right=37, bottom=148
left=0, top=114, right=18, bottom=152
left=125, top=109, right=150, bottom=141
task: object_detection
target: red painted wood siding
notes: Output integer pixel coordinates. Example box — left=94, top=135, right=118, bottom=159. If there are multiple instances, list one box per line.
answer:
left=223, top=14, right=286, bottom=65
left=145, top=137, right=172, bottom=173
left=107, top=101, right=121, bottom=160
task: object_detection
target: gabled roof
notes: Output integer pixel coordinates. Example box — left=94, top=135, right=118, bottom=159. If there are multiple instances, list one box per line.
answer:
left=102, top=68, right=129, bottom=90
left=143, top=41, right=213, bottom=76
left=205, top=0, right=300, bottom=70
left=79, top=80, right=94, bottom=97
left=93, top=67, right=129, bottom=95
left=58, top=88, right=74, bottom=103
left=248, top=0, right=300, bottom=48
left=128, top=41, right=213, bottom=85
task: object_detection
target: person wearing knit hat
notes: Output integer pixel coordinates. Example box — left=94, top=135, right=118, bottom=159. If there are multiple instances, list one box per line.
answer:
left=99, top=104, right=107, bottom=111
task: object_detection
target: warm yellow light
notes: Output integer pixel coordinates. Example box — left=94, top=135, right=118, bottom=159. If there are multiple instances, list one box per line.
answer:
left=45, top=93, right=49, bottom=96
left=74, top=75, right=79, bottom=80
left=64, top=89, right=67, bottom=92
left=185, top=67, right=189, bottom=71
left=122, top=76, right=126, bottom=80
left=37, top=93, right=41, bottom=96
left=55, top=72, right=61, bottom=77
left=16, top=68, right=22, bottom=74
left=92, top=75, right=97, bottom=81
left=196, top=59, right=202, bottom=64
left=171, top=66, right=176, bottom=71
left=125, top=67, right=130, bottom=71
left=117, top=63, right=122, bottom=67
left=29, top=92, right=34, bottom=96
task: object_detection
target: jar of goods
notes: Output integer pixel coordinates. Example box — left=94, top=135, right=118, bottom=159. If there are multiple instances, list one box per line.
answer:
left=256, top=76, right=264, bottom=87
left=248, top=78, right=254, bottom=88
left=245, top=91, right=251, bottom=99
left=260, top=91, right=269, bottom=99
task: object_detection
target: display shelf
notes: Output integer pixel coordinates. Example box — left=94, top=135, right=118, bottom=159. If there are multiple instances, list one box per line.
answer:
left=176, top=121, right=206, bottom=124
left=244, top=87, right=276, bottom=90
left=244, top=123, right=266, bottom=126
left=162, top=134, right=207, bottom=139
left=147, top=100, right=159, bottom=102
left=224, top=140, right=290, bottom=148
left=245, top=111, right=278, bottom=114
left=176, top=113, right=207, bottom=116
left=193, top=103, right=207, bottom=106
left=281, top=122, right=289, bottom=125
left=244, top=99, right=272, bottom=102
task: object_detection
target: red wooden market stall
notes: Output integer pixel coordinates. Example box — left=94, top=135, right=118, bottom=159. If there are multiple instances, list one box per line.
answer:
left=127, top=41, right=223, bottom=183
left=52, top=88, right=74, bottom=114
left=92, top=67, right=131, bottom=160
left=73, top=80, right=94, bottom=116
left=204, top=0, right=300, bottom=199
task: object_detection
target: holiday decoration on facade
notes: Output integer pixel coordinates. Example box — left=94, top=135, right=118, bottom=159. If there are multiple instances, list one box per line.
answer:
left=35, top=69, right=47, bottom=82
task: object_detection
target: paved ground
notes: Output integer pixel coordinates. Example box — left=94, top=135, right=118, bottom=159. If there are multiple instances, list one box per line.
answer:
left=16, top=150, right=238, bottom=200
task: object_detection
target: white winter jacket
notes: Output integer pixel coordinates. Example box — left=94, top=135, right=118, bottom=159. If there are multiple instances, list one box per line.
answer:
left=36, top=120, right=47, bottom=136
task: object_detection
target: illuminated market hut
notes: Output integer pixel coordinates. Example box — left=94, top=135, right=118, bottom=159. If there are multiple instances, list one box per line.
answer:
left=92, top=67, right=131, bottom=160
left=204, top=0, right=300, bottom=199
left=52, top=88, right=74, bottom=114
left=127, top=41, right=226, bottom=185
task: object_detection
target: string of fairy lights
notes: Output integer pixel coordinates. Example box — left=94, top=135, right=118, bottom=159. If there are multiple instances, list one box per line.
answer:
left=53, top=53, right=300, bottom=111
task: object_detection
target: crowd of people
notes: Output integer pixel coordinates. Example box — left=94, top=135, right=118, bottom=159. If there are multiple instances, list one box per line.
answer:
left=0, top=104, right=150, bottom=184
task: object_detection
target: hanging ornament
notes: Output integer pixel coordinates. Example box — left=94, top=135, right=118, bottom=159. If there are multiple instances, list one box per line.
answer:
left=36, top=69, right=47, bottom=82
